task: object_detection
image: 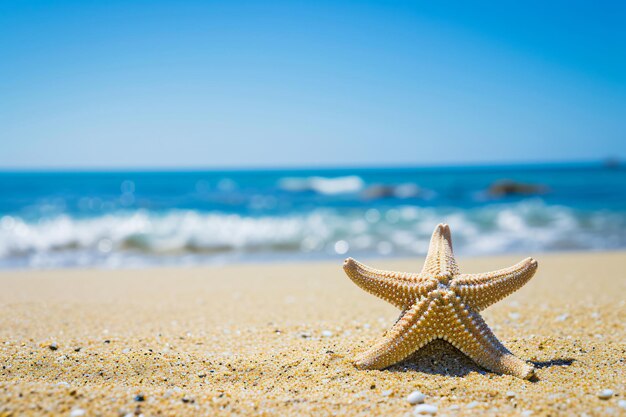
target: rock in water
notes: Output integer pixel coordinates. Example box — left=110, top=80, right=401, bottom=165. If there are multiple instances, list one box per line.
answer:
left=488, top=180, right=548, bottom=197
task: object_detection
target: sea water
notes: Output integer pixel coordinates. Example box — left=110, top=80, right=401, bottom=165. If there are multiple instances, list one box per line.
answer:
left=0, top=163, right=625, bottom=269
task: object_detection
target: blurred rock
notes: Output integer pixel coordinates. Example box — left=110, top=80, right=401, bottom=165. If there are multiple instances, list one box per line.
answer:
left=603, top=157, right=620, bottom=169
left=361, top=183, right=421, bottom=200
left=488, top=180, right=548, bottom=197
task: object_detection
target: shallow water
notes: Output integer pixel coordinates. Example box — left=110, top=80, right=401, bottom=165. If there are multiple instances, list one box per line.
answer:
left=1, top=162, right=625, bottom=268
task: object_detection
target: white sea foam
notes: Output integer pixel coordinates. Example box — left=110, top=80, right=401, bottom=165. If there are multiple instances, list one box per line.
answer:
left=0, top=201, right=624, bottom=269
left=278, top=176, right=365, bottom=195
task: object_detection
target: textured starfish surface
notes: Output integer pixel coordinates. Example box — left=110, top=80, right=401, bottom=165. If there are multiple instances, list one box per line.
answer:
left=343, top=223, right=538, bottom=379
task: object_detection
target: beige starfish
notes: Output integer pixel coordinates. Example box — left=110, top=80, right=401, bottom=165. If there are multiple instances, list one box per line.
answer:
left=343, top=223, right=538, bottom=379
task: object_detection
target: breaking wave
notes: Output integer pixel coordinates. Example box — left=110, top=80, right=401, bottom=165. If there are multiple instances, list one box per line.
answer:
left=278, top=175, right=365, bottom=195
left=1, top=200, right=624, bottom=269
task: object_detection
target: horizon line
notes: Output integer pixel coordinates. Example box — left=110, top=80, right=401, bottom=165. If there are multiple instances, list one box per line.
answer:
left=0, top=157, right=621, bottom=174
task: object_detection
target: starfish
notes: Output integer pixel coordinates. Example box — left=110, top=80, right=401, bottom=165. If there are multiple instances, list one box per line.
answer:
left=343, top=223, right=538, bottom=379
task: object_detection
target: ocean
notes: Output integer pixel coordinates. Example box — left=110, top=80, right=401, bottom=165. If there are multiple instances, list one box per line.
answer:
left=1, top=163, right=625, bottom=269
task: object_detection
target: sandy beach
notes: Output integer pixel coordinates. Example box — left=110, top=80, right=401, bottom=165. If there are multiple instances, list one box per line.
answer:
left=1, top=251, right=624, bottom=416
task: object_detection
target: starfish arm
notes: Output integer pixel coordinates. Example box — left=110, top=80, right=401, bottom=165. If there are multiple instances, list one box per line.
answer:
left=421, top=224, right=460, bottom=277
left=447, top=298, right=535, bottom=379
left=354, top=297, right=436, bottom=370
left=451, top=257, right=538, bottom=311
left=343, top=258, right=437, bottom=309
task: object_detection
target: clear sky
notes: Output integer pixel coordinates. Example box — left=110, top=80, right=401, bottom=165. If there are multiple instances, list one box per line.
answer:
left=1, top=0, right=625, bottom=169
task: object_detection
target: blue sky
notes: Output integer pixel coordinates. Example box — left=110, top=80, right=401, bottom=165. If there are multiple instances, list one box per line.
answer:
left=1, top=0, right=625, bottom=168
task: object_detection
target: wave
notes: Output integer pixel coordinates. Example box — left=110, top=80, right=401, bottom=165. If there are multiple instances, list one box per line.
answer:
left=0, top=201, right=625, bottom=268
left=277, top=175, right=430, bottom=200
left=278, top=176, right=365, bottom=195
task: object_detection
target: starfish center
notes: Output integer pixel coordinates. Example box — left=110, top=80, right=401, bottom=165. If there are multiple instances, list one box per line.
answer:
left=435, top=273, right=453, bottom=285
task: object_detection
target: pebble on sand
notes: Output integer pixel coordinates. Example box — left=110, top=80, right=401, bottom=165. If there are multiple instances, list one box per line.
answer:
left=598, top=389, right=614, bottom=400
left=506, top=391, right=516, bottom=399
left=618, top=400, right=626, bottom=410
left=466, top=401, right=480, bottom=409
left=508, top=312, right=521, bottom=320
left=321, top=330, right=333, bottom=337
left=555, top=313, right=569, bottom=322
left=413, top=404, right=437, bottom=415
left=406, top=390, right=426, bottom=405
left=43, top=342, right=58, bottom=351
left=69, top=409, right=85, bottom=417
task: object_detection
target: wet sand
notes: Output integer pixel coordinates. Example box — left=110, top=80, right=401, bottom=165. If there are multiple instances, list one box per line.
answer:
left=1, top=251, right=625, bottom=416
